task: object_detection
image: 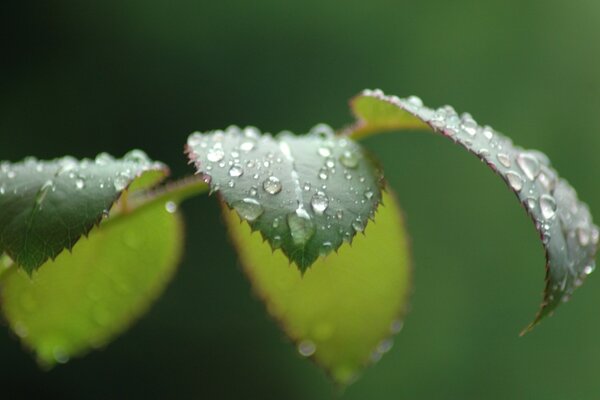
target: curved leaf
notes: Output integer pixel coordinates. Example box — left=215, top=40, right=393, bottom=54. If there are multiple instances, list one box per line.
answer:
left=186, top=125, right=384, bottom=271
left=223, top=189, right=411, bottom=385
left=0, top=178, right=207, bottom=367
left=347, top=89, right=599, bottom=331
left=0, top=150, right=168, bottom=273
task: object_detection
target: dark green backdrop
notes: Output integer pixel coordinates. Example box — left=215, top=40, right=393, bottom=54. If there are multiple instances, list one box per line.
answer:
left=2, top=1, right=599, bottom=399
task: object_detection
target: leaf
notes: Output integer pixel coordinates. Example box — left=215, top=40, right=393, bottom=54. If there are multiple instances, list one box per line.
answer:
left=347, top=89, right=599, bottom=331
left=0, top=178, right=207, bottom=367
left=0, top=150, right=168, bottom=273
left=224, top=189, right=411, bottom=385
left=186, top=125, right=384, bottom=271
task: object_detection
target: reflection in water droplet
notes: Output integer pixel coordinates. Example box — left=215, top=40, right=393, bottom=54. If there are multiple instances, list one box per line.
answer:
left=584, top=264, right=595, bottom=275
left=228, top=164, right=244, bottom=177
left=165, top=201, right=177, bottom=213
left=352, top=219, right=365, bottom=232
left=506, top=171, right=524, bottom=192
left=240, top=140, right=255, bottom=152
left=318, top=147, right=331, bottom=157
left=539, top=194, right=557, bottom=220
left=287, top=211, right=315, bottom=245
left=311, top=192, right=329, bottom=215
left=207, top=147, right=225, bottom=162
left=576, top=227, right=590, bottom=246
left=517, top=152, right=540, bottom=180
left=339, top=150, right=359, bottom=169
left=35, top=180, right=54, bottom=207
left=53, top=347, right=70, bottom=364
left=497, top=153, right=511, bottom=168
left=232, top=198, right=264, bottom=222
left=297, top=340, right=316, bottom=357
left=262, top=176, right=282, bottom=194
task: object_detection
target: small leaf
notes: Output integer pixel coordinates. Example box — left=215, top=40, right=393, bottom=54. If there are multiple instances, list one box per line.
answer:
left=224, top=189, right=411, bottom=385
left=0, top=179, right=206, bottom=367
left=347, top=89, right=599, bottom=331
left=186, top=125, right=384, bottom=271
left=0, top=151, right=168, bottom=273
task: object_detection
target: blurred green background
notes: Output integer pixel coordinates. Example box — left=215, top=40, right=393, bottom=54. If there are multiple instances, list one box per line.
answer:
left=2, top=1, right=599, bottom=399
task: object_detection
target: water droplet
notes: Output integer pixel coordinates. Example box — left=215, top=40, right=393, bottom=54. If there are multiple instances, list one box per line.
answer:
left=298, top=340, right=316, bottom=357
left=584, top=264, right=595, bottom=275
left=364, top=190, right=374, bottom=200
left=319, top=242, right=333, bottom=256
left=390, top=320, right=404, bottom=334
left=124, top=149, right=149, bottom=163
left=339, top=150, right=359, bottom=169
left=525, top=197, right=537, bottom=210
left=352, top=219, right=365, bottom=232
left=272, top=218, right=280, bottom=229
left=539, top=194, right=557, bottom=219
left=318, top=147, right=331, bottom=157
left=240, top=140, right=255, bottom=152
left=228, top=164, right=243, bottom=177
left=232, top=198, right=264, bottom=222
left=75, top=178, right=85, bottom=190
left=272, top=235, right=282, bottom=248
left=407, top=95, right=423, bottom=107
left=311, top=192, right=329, bottom=215
left=497, top=153, right=511, bottom=168
left=303, top=182, right=312, bottom=191
left=262, top=176, right=282, bottom=195
left=318, top=170, right=328, bottom=180
left=517, top=152, right=541, bottom=180
left=35, top=180, right=54, bottom=207
left=165, top=201, right=177, bottom=213
left=113, top=173, right=129, bottom=191
left=482, top=126, right=493, bottom=140
left=576, top=227, right=590, bottom=246
left=288, top=211, right=315, bottom=245
left=336, top=210, right=343, bottom=219
left=461, top=118, right=478, bottom=136
left=506, top=171, right=524, bottom=192
left=537, top=167, right=556, bottom=191
left=248, top=186, right=258, bottom=196
left=53, top=347, right=70, bottom=364
left=207, top=146, right=225, bottom=162
left=377, top=338, right=394, bottom=354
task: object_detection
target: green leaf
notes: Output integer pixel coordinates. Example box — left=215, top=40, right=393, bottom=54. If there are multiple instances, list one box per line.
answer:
left=0, top=178, right=207, bottom=367
left=347, top=89, right=599, bottom=332
left=186, top=125, right=384, bottom=271
left=224, top=189, right=411, bottom=385
left=0, top=151, right=168, bottom=273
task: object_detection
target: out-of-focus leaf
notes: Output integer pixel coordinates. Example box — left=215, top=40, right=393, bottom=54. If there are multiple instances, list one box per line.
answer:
left=0, top=151, right=168, bottom=273
left=347, top=89, right=599, bottom=331
left=186, top=125, right=384, bottom=272
left=0, top=178, right=207, bottom=367
left=224, top=189, right=411, bottom=385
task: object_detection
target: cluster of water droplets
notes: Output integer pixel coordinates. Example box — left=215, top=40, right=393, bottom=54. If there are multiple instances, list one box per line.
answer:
left=361, top=89, right=599, bottom=305
left=187, top=124, right=383, bottom=266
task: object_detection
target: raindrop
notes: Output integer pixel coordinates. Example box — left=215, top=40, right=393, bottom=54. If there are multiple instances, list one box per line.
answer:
left=352, top=219, right=365, bottom=232
left=228, top=164, right=244, bottom=177
left=297, top=340, right=316, bottom=357
left=517, top=152, right=541, bottom=180
left=35, top=180, right=54, bottom=207
left=318, top=147, right=331, bottom=157
left=482, top=126, right=494, bottom=140
left=75, top=178, right=85, bottom=190
left=113, top=173, right=129, bottom=191
left=318, top=170, right=328, bottom=180
left=407, top=95, right=423, bottom=107
left=311, top=192, right=329, bottom=215
left=339, top=150, right=359, bottom=169
left=165, top=201, right=177, bottom=213
left=262, top=176, right=282, bottom=194
left=496, top=153, right=511, bottom=168
left=576, top=227, right=590, bottom=246
left=287, top=211, right=315, bottom=245
left=248, top=186, right=258, bottom=197
left=240, top=140, right=255, bottom=152
left=461, top=118, right=478, bottom=136
left=539, top=194, right=557, bottom=220
left=319, top=242, right=333, bottom=256
left=124, top=149, right=149, bottom=163
left=584, top=264, right=595, bottom=275
left=232, top=198, right=264, bottom=222
left=364, top=190, right=374, bottom=200
left=303, top=182, right=312, bottom=191
left=207, top=146, right=225, bottom=162
left=505, top=171, right=524, bottom=192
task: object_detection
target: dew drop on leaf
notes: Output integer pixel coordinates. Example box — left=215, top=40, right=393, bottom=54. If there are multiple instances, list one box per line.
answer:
left=232, top=198, right=264, bottom=222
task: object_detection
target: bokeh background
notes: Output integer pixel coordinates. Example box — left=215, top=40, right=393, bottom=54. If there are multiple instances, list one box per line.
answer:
left=2, top=1, right=600, bottom=399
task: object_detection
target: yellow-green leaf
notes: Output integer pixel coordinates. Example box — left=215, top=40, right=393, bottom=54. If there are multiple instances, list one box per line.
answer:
left=224, top=189, right=411, bottom=385
left=0, top=194, right=184, bottom=367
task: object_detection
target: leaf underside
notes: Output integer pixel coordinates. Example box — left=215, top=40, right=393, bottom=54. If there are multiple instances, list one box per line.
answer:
left=0, top=179, right=204, bottom=367
left=0, top=151, right=168, bottom=273
left=224, top=189, right=411, bottom=386
left=347, top=89, right=599, bottom=331
left=186, top=125, right=384, bottom=271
